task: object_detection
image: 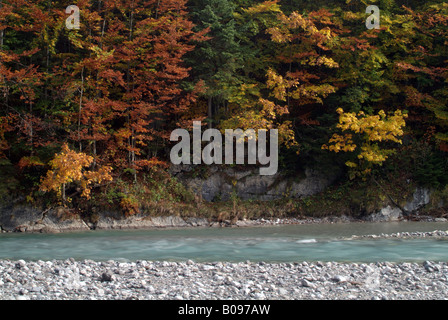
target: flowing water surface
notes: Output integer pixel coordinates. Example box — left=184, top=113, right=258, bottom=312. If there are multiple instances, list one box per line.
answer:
left=1, top=222, right=448, bottom=262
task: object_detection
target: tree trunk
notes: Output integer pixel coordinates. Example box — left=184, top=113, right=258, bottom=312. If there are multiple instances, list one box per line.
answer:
left=62, top=183, right=66, bottom=204
left=0, top=1, right=3, bottom=51
left=127, top=1, right=136, bottom=175
left=372, top=176, right=410, bottom=216
left=29, top=102, right=33, bottom=156
left=208, top=96, right=213, bottom=128
left=155, top=0, right=161, bottom=19
left=0, top=2, right=5, bottom=108
left=93, top=140, right=97, bottom=170
left=78, top=66, right=84, bottom=152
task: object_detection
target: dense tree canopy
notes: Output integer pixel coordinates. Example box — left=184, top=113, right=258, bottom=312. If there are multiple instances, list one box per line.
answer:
left=0, top=0, right=447, bottom=207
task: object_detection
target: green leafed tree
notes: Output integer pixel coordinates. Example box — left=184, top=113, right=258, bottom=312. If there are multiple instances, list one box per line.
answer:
left=186, top=0, right=245, bottom=127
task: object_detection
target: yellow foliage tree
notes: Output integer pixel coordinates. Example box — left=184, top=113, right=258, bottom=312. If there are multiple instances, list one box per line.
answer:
left=323, top=108, right=408, bottom=176
left=40, top=144, right=113, bottom=203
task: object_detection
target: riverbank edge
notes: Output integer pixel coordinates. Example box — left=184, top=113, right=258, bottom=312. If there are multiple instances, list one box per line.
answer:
left=0, top=203, right=447, bottom=234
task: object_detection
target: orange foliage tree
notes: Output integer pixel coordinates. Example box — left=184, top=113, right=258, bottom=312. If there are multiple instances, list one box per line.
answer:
left=40, top=144, right=112, bottom=204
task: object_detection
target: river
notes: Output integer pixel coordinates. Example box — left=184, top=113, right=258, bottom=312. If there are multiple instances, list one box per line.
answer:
left=1, top=221, right=447, bottom=262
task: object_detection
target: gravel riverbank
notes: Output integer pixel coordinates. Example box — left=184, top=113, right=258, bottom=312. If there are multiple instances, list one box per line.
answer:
left=342, top=230, right=448, bottom=240
left=1, top=258, right=448, bottom=300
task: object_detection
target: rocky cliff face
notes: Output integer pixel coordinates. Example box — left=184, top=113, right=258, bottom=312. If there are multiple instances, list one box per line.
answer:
left=170, top=165, right=340, bottom=202
left=0, top=206, right=90, bottom=233
left=366, top=187, right=432, bottom=222
left=0, top=206, right=212, bottom=233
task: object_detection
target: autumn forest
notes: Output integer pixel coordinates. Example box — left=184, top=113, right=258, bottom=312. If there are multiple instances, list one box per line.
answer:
left=0, top=0, right=447, bottom=218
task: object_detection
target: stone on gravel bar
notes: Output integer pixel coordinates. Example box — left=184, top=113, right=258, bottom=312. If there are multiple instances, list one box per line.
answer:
left=99, top=271, right=114, bottom=282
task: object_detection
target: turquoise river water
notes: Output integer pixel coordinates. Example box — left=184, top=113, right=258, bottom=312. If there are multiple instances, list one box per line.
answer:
left=1, top=222, right=448, bottom=262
